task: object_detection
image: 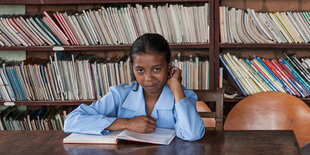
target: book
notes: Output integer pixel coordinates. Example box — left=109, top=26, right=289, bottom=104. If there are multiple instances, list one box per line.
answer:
left=219, top=54, right=247, bottom=96
left=63, top=128, right=176, bottom=145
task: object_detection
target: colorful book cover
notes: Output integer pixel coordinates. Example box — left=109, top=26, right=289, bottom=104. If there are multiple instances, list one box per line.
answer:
left=280, top=58, right=310, bottom=96
left=220, top=54, right=247, bottom=96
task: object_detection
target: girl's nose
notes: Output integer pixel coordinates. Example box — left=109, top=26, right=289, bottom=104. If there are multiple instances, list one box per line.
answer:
left=145, top=72, right=154, bottom=81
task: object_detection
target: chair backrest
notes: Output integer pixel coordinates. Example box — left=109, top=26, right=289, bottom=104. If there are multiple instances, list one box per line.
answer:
left=224, top=91, right=310, bottom=147
left=194, top=88, right=224, bottom=130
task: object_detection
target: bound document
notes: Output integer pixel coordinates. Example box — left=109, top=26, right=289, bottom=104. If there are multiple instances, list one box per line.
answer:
left=63, top=128, right=176, bottom=145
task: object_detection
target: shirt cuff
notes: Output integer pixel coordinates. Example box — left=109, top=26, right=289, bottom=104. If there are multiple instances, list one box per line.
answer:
left=100, top=117, right=117, bottom=135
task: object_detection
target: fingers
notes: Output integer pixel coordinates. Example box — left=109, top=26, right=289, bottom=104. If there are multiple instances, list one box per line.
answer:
left=127, top=116, right=157, bottom=133
left=143, top=116, right=157, bottom=133
left=147, top=117, right=156, bottom=124
left=169, top=67, right=182, bottom=83
left=172, top=67, right=181, bottom=75
left=147, top=119, right=157, bottom=128
left=145, top=124, right=156, bottom=133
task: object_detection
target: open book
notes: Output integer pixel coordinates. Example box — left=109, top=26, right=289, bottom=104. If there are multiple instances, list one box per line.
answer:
left=63, top=128, right=176, bottom=145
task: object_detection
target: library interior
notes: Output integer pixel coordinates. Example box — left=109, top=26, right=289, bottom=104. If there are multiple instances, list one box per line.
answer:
left=0, top=0, right=309, bottom=154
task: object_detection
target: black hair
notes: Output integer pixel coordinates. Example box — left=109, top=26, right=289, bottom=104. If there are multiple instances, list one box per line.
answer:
left=130, top=33, right=171, bottom=91
left=130, top=33, right=171, bottom=64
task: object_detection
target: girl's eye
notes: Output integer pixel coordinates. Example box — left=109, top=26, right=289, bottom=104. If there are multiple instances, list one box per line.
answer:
left=153, top=68, right=161, bottom=72
left=137, top=69, right=144, bottom=73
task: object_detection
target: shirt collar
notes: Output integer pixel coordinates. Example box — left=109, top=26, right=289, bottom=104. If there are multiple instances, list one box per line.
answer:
left=121, top=83, right=174, bottom=111
left=121, top=82, right=145, bottom=111
left=154, top=85, right=174, bottom=110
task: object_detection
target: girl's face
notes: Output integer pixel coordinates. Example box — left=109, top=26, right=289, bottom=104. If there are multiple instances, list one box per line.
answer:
left=132, top=51, right=169, bottom=95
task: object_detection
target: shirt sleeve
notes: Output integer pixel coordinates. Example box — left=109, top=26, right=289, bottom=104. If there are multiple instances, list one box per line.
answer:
left=174, top=89, right=205, bottom=141
left=63, top=86, right=123, bottom=135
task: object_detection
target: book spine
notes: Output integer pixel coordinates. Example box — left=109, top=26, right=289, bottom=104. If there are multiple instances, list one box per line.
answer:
left=260, top=58, right=291, bottom=94
left=240, top=59, right=271, bottom=92
left=283, top=52, right=310, bottom=83
left=272, top=59, right=307, bottom=97
left=245, top=59, right=278, bottom=91
left=255, top=56, right=287, bottom=93
left=264, top=59, right=296, bottom=96
left=280, top=58, right=310, bottom=96
left=219, top=54, right=248, bottom=96
left=282, top=58, right=310, bottom=91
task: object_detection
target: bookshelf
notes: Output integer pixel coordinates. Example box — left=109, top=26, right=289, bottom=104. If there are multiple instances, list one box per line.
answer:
left=214, top=0, right=310, bottom=105
left=0, top=0, right=211, bottom=5
left=0, top=100, right=92, bottom=106
left=1, top=0, right=309, bottom=132
left=0, top=44, right=209, bottom=51
left=219, top=43, right=310, bottom=49
left=2, top=0, right=310, bottom=106
left=0, top=0, right=214, bottom=106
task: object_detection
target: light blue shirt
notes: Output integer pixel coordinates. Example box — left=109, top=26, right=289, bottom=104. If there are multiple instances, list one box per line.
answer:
left=64, top=81, right=205, bottom=141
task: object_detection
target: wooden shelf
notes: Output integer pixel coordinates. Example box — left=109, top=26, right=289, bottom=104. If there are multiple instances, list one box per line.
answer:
left=0, top=100, right=93, bottom=106
left=0, top=44, right=209, bottom=51
left=0, top=0, right=210, bottom=5
left=219, top=43, right=310, bottom=49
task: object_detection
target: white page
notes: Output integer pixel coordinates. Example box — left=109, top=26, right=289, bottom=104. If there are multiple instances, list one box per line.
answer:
left=117, top=128, right=176, bottom=145
left=63, top=131, right=121, bottom=144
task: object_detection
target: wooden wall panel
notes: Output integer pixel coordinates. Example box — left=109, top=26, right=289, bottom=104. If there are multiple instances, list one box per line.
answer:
left=265, top=0, right=299, bottom=12
left=26, top=4, right=77, bottom=14
left=26, top=4, right=103, bottom=14
left=220, top=0, right=307, bottom=12
left=40, top=5, right=77, bottom=12
left=76, top=4, right=97, bottom=11
left=246, top=0, right=263, bottom=11
left=221, top=0, right=244, bottom=9
left=26, top=51, right=52, bottom=59
left=301, top=0, right=310, bottom=11
left=220, top=0, right=263, bottom=11
left=26, top=5, right=41, bottom=15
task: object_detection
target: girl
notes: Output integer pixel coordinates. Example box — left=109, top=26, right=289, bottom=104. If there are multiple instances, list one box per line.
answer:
left=64, top=33, right=205, bottom=141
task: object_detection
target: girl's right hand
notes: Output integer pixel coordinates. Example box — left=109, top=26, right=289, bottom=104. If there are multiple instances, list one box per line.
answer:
left=126, top=116, right=157, bottom=133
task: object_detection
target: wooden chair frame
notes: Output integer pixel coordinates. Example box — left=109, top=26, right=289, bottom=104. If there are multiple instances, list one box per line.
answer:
left=194, top=88, right=224, bottom=130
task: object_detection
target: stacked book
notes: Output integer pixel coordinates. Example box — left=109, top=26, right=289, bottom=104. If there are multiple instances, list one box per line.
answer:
left=0, top=106, right=71, bottom=131
left=0, top=3, right=209, bottom=47
left=0, top=52, right=133, bottom=101
left=0, top=52, right=209, bottom=102
left=173, top=54, right=209, bottom=90
left=220, top=6, right=310, bottom=43
left=220, top=53, right=310, bottom=97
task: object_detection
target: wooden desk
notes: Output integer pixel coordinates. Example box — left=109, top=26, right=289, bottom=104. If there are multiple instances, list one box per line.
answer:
left=0, top=130, right=301, bottom=155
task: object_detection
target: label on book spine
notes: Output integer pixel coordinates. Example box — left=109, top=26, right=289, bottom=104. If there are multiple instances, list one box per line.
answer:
left=4, top=102, right=15, bottom=106
left=53, top=47, right=64, bottom=51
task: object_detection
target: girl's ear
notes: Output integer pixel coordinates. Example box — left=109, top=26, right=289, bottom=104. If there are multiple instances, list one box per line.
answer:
left=168, top=64, right=172, bottom=78
left=168, top=63, right=172, bottom=70
left=168, top=64, right=172, bottom=73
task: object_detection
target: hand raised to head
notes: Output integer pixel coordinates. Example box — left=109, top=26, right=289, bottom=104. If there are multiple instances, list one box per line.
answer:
left=166, top=66, right=182, bottom=87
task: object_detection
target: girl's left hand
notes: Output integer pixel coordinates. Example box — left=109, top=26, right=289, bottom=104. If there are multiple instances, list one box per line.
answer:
left=166, top=66, right=182, bottom=88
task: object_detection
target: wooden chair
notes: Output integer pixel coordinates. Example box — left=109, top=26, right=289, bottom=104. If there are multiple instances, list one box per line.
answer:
left=194, top=88, right=224, bottom=130
left=224, top=91, right=310, bottom=147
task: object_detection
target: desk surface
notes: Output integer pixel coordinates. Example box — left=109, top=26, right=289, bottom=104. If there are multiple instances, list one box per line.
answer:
left=0, top=130, right=301, bottom=155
